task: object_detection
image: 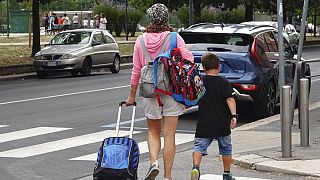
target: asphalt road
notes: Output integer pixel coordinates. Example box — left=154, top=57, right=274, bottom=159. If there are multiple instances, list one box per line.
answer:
left=0, top=47, right=320, bottom=180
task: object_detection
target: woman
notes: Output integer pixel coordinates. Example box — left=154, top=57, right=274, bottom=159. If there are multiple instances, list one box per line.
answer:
left=125, top=3, right=194, bottom=180
left=99, top=13, right=107, bottom=30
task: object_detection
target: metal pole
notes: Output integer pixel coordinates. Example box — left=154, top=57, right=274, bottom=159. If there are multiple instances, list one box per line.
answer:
left=6, top=0, right=9, bottom=38
left=281, top=86, right=292, bottom=158
left=277, top=0, right=285, bottom=88
left=189, top=0, right=193, bottom=26
left=290, top=0, right=309, bottom=124
left=125, top=0, right=128, bottom=41
left=299, top=78, right=309, bottom=147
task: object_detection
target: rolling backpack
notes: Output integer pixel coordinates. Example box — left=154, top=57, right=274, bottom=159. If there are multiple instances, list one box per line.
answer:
left=93, top=102, right=139, bottom=180
left=153, top=32, right=206, bottom=107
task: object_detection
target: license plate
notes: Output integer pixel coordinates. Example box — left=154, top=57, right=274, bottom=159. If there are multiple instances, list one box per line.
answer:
left=47, top=61, right=56, bottom=66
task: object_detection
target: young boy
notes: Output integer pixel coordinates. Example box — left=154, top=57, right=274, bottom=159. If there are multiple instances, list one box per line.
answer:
left=191, top=53, right=237, bottom=180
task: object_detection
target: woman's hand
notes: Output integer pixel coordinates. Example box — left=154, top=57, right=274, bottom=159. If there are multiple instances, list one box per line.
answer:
left=126, top=95, right=136, bottom=106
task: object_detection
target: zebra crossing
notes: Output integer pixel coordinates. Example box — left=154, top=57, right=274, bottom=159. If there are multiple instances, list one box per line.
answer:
left=0, top=124, right=195, bottom=161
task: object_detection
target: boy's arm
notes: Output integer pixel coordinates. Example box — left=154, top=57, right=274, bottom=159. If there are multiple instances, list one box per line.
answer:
left=227, top=97, right=237, bottom=129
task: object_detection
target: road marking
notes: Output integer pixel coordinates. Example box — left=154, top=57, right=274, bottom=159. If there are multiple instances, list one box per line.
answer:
left=101, top=117, right=146, bottom=128
left=0, top=85, right=130, bottom=106
left=201, top=174, right=268, bottom=180
left=0, top=125, right=9, bottom=128
left=0, top=127, right=72, bottom=143
left=0, top=130, right=140, bottom=158
left=69, top=133, right=195, bottom=161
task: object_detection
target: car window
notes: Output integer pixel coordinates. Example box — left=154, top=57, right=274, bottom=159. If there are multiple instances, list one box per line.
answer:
left=255, top=33, right=270, bottom=66
left=180, top=32, right=253, bottom=52
left=264, top=32, right=278, bottom=52
left=93, top=33, right=105, bottom=44
left=104, top=35, right=115, bottom=43
left=50, top=32, right=91, bottom=45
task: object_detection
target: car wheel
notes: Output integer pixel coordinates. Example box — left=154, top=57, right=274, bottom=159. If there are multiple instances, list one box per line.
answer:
left=70, top=70, right=79, bottom=76
left=255, top=81, right=276, bottom=119
left=80, top=58, right=92, bottom=76
left=36, top=71, right=47, bottom=79
left=110, top=55, right=120, bottom=74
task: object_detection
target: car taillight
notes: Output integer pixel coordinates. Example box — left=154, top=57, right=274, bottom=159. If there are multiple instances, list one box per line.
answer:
left=250, top=38, right=261, bottom=65
left=233, top=84, right=257, bottom=91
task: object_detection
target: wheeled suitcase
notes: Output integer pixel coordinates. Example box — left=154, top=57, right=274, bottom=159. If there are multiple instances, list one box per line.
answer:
left=93, top=101, right=139, bottom=180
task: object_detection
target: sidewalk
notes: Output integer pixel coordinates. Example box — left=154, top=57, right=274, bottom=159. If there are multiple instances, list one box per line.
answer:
left=231, top=101, right=320, bottom=178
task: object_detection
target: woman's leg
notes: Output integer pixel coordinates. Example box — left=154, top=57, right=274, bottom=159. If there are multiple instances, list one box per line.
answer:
left=147, top=118, right=161, bottom=164
left=162, top=116, right=179, bottom=179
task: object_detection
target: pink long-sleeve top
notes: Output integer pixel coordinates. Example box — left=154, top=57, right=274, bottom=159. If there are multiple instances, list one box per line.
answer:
left=130, top=31, right=194, bottom=86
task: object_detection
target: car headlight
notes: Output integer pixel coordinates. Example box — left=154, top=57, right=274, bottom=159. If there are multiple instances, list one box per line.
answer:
left=60, top=54, right=75, bottom=59
left=34, top=54, right=46, bottom=60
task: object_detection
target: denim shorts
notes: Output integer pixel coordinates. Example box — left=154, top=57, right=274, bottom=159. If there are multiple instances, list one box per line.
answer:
left=193, top=135, right=232, bottom=156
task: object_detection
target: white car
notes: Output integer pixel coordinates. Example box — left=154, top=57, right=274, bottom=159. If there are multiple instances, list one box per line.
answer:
left=241, top=21, right=300, bottom=50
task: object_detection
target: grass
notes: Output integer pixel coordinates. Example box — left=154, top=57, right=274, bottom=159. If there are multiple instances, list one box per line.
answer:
left=0, top=43, right=134, bottom=66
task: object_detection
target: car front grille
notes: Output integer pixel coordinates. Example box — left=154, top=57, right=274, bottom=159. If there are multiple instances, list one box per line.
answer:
left=44, top=55, right=63, bottom=60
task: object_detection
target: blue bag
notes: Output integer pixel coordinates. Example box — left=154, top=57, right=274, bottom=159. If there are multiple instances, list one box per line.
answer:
left=93, top=102, right=139, bottom=180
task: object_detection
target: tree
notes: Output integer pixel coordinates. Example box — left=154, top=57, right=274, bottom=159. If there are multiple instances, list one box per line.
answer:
left=31, top=0, right=40, bottom=57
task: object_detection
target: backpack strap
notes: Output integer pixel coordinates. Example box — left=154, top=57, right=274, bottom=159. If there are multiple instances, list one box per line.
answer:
left=153, top=32, right=177, bottom=106
left=140, top=33, right=170, bottom=63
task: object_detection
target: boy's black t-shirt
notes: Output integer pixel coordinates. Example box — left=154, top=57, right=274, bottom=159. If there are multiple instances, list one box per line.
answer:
left=195, top=75, right=233, bottom=138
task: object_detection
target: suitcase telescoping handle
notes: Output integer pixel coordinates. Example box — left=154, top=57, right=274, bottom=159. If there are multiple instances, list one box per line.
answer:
left=115, top=101, right=137, bottom=138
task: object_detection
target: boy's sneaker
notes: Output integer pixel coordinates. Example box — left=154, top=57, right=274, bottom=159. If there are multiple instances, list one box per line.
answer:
left=145, top=161, right=159, bottom=180
left=223, top=173, right=236, bottom=180
left=191, top=166, right=200, bottom=180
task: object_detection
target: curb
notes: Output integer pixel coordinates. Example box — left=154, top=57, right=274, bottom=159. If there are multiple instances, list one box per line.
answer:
left=232, top=154, right=320, bottom=177
left=0, top=62, right=133, bottom=81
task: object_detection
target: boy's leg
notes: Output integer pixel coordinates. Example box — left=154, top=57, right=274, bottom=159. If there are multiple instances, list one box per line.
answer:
left=191, top=138, right=212, bottom=180
left=216, top=135, right=236, bottom=180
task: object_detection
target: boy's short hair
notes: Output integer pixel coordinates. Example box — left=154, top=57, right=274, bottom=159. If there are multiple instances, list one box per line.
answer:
left=201, top=53, right=220, bottom=70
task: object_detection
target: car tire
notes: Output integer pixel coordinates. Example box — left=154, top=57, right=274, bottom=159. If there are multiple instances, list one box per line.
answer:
left=70, top=70, right=79, bottom=76
left=255, top=81, right=276, bottom=119
left=36, top=71, right=47, bottom=79
left=80, top=58, right=92, bottom=76
left=110, top=55, right=120, bottom=74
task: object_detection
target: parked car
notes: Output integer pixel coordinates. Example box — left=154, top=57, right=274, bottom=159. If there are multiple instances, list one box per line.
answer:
left=179, top=23, right=311, bottom=118
left=33, top=29, right=120, bottom=78
left=241, top=21, right=300, bottom=50
left=136, top=24, right=146, bottom=32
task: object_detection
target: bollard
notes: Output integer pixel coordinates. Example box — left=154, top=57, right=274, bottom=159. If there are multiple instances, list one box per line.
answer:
left=281, top=86, right=292, bottom=158
left=299, top=78, right=309, bottom=147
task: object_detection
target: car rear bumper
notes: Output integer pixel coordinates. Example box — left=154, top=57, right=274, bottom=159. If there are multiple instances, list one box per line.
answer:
left=33, top=57, right=83, bottom=71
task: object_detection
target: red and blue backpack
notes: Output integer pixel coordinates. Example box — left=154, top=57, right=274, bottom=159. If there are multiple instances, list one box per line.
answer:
left=153, top=32, right=206, bottom=107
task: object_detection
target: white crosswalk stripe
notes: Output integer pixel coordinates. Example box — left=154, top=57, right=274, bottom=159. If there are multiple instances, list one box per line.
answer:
left=0, top=130, right=141, bottom=158
left=0, top=125, right=9, bottom=128
left=201, top=174, right=269, bottom=180
left=69, top=133, right=195, bottom=161
left=0, top=127, right=71, bottom=143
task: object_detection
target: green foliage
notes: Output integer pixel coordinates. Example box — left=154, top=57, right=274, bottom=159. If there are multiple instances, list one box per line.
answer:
left=176, top=4, right=189, bottom=28
left=201, top=8, right=217, bottom=23
left=127, top=10, right=143, bottom=37
left=128, top=0, right=153, bottom=12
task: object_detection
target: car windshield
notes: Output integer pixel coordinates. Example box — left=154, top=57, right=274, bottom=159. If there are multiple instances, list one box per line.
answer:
left=50, top=32, right=92, bottom=45
left=180, top=32, right=253, bottom=52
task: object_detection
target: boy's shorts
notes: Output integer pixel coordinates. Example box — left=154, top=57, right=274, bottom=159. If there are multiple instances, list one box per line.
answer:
left=142, top=95, right=184, bottom=119
left=193, top=135, right=232, bottom=156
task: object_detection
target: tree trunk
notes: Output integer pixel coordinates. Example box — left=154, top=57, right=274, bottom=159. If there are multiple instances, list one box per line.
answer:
left=193, top=0, right=201, bottom=24
left=245, top=0, right=253, bottom=21
left=31, top=0, right=40, bottom=57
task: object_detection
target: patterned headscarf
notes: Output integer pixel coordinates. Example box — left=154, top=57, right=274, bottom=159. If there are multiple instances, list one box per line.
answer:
left=147, top=3, right=169, bottom=25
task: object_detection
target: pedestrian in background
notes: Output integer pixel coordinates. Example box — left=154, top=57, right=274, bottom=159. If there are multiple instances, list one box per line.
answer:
left=72, top=13, right=79, bottom=28
left=125, top=3, right=194, bottom=180
left=95, top=14, right=100, bottom=29
left=99, top=13, right=107, bottom=30
left=62, top=14, right=70, bottom=31
left=190, top=53, right=237, bottom=180
left=90, top=17, right=95, bottom=29
left=43, top=11, right=49, bottom=34
left=83, top=17, right=89, bottom=29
